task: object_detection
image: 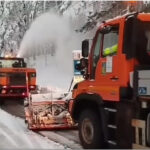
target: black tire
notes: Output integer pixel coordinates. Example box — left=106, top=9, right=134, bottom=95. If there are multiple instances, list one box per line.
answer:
left=79, top=109, right=104, bottom=149
left=0, top=99, right=4, bottom=106
left=19, top=99, right=24, bottom=105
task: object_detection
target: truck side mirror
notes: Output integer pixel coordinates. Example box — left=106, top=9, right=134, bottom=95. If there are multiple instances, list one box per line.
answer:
left=82, top=40, right=89, bottom=57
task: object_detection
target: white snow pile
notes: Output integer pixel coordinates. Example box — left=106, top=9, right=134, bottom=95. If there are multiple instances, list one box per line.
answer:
left=0, top=109, right=64, bottom=149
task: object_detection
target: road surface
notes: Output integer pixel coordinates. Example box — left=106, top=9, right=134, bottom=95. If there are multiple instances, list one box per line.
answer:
left=0, top=107, right=64, bottom=149
left=1, top=99, right=82, bottom=149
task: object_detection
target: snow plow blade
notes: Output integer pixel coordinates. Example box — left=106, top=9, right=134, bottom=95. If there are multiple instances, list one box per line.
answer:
left=24, top=99, right=76, bottom=130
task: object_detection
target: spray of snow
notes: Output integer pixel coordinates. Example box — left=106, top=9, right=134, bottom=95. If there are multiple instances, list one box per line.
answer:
left=18, top=12, right=83, bottom=90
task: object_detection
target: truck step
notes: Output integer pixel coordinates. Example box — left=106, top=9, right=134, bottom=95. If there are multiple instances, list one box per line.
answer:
left=107, top=140, right=117, bottom=145
left=107, top=124, right=117, bottom=129
left=104, top=107, right=117, bottom=112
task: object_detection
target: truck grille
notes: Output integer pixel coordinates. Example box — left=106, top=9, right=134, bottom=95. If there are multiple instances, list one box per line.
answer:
left=9, top=73, right=26, bottom=86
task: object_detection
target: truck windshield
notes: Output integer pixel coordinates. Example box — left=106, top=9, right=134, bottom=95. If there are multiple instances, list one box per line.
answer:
left=102, top=26, right=119, bottom=57
left=0, top=58, right=26, bottom=68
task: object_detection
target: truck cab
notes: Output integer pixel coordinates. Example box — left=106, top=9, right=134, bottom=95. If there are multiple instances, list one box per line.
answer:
left=70, top=13, right=150, bottom=149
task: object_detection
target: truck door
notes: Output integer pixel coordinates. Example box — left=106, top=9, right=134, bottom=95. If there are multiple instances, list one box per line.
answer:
left=89, top=23, right=124, bottom=101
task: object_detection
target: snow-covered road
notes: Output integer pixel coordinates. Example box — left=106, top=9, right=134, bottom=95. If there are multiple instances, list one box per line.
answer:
left=0, top=109, right=65, bottom=149
left=0, top=96, right=82, bottom=149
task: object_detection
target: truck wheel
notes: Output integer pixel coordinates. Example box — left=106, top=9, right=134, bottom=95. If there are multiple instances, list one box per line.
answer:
left=79, top=109, right=104, bottom=149
left=19, top=99, right=24, bottom=105
left=0, top=100, right=4, bottom=106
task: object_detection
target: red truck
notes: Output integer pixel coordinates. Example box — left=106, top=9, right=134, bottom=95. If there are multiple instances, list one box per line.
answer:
left=0, top=57, right=36, bottom=102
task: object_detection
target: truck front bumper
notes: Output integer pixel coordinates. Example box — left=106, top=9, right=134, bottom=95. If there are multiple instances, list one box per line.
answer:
left=0, top=86, right=28, bottom=98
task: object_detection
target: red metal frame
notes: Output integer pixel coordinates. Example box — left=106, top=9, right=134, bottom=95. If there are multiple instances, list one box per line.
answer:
left=25, top=100, right=76, bottom=130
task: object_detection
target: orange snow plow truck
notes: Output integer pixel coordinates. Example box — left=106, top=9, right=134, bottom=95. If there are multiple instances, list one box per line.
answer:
left=0, top=57, right=36, bottom=100
left=69, top=13, right=150, bottom=149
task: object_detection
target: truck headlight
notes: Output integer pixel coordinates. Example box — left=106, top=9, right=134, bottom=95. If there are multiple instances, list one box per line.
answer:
left=30, top=85, right=35, bottom=89
left=2, top=86, right=7, bottom=88
left=1, top=89, right=6, bottom=94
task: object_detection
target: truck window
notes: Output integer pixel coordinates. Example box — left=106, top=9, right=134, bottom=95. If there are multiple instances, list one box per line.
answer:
left=0, top=58, right=26, bottom=68
left=135, top=21, right=150, bottom=65
left=91, top=32, right=102, bottom=79
left=102, top=27, right=119, bottom=57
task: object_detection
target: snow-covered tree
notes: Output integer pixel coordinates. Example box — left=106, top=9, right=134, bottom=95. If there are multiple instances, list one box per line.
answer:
left=0, top=1, right=150, bottom=57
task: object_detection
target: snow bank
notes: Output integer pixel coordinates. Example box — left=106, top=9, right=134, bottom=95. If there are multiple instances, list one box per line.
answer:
left=0, top=109, right=64, bottom=149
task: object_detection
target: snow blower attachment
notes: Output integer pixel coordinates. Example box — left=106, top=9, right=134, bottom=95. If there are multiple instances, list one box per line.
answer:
left=24, top=94, right=76, bottom=130
left=24, top=50, right=83, bottom=130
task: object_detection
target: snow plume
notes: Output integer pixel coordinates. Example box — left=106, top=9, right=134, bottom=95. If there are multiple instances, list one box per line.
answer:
left=18, top=12, right=82, bottom=90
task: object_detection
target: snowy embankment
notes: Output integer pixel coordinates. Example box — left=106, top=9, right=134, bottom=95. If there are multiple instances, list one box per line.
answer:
left=0, top=109, right=64, bottom=149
